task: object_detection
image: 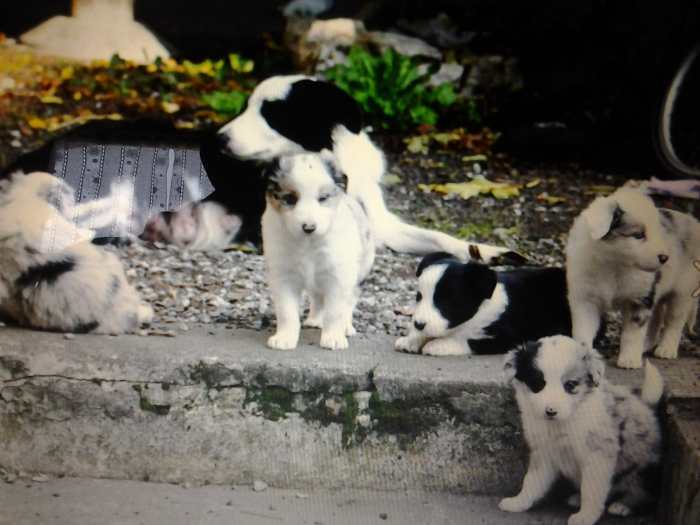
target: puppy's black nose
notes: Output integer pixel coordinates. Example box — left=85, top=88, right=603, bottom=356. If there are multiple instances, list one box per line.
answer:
left=302, top=223, right=316, bottom=234
left=658, top=254, right=668, bottom=264
left=545, top=407, right=557, bottom=418
left=414, top=320, right=426, bottom=331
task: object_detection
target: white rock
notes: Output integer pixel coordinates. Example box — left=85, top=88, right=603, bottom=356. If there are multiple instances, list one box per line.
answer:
left=253, top=480, right=268, bottom=492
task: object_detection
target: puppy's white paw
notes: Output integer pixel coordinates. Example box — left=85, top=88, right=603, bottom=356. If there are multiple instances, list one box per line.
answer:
left=566, top=494, right=581, bottom=509
left=320, top=330, right=348, bottom=350
left=303, top=316, right=322, bottom=329
left=616, top=352, right=643, bottom=369
left=498, top=496, right=530, bottom=513
left=137, top=303, right=153, bottom=325
left=267, top=332, right=298, bottom=350
left=394, top=336, right=420, bottom=353
left=607, top=501, right=631, bottom=517
left=567, top=511, right=597, bottom=525
left=422, top=338, right=468, bottom=357
left=345, top=323, right=356, bottom=337
left=654, top=343, right=678, bottom=360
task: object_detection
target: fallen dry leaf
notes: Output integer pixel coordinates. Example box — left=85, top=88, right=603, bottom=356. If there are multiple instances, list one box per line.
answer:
left=419, top=175, right=521, bottom=200
left=536, top=192, right=566, bottom=205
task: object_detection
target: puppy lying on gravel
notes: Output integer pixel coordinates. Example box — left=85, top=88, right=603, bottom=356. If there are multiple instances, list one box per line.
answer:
left=0, top=172, right=152, bottom=334
left=395, top=252, right=572, bottom=356
left=262, top=153, right=374, bottom=350
left=501, top=335, right=663, bottom=525
left=566, top=187, right=700, bottom=368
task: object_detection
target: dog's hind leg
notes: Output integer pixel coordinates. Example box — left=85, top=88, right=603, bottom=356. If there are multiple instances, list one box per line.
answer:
left=303, top=292, right=324, bottom=329
left=655, top=296, right=693, bottom=359
left=618, top=305, right=651, bottom=369
left=356, top=184, right=525, bottom=264
left=687, top=298, right=698, bottom=335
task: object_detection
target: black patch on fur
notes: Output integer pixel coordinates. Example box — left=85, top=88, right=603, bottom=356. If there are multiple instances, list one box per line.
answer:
left=433, top=262, right=497, bottom=329
left=73, top=321, right=99, bottom=333
left=416, top=252, right=456, bottom=277
left=16, top=258, right=76, bottom=288
left=513, top=341, right=546, bottom=393
left=659, top=209, right=675, bottom=233
left=641, top=271, right=662, bottom=309
left=469, top=267, right=572, bottom=354
left=602, top=205, right=625, bottom=239
left=260, top=79, right=362, bottom=152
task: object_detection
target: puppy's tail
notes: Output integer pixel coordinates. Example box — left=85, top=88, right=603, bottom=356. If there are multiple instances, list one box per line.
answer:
left=640, top=360, right=664, bottom=406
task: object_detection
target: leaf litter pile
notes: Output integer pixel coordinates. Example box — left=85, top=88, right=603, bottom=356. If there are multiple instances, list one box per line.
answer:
left=1, top=42, right=698, bottom=354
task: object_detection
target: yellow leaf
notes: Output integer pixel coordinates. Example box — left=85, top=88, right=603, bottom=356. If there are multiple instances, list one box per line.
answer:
left=60, top=66, right=74, bottom=80
left=536, top=192, right=566, bottom=205
left=161, top=101, right=180, bottom=114
left=419, top=176, right=521, bottom=201
left=404, top=135, right=430, bottom=154
left=146, top=63, right=158, bottom=73
left=39, top=95, right=63, bottom=104
left=73, top=91, right=82, bottom=101
left=28, top=117, right=47, bottom=129
left=525, top=178, right=541, bottom=188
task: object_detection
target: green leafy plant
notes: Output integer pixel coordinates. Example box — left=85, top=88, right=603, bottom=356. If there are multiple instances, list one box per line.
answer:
left=202, top=90, right=248, bottom=116
left=324, top=46, right=458, bottom=130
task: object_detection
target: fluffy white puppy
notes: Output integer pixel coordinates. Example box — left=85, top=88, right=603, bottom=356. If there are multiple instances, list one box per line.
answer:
left=262, top=152, right=374, bottom=350
left=0, top=172, right=152, bottom=334
left=566, top=187, right=700, bottom=368
left=500, top=335, right=663, bottom=525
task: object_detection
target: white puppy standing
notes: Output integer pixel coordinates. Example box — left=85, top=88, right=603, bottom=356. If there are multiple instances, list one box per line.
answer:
left=262, top=153, right=374, bottom=350
left=566, top=187, right=700, bottom=368
left=500, top=335, right=663, bottom=525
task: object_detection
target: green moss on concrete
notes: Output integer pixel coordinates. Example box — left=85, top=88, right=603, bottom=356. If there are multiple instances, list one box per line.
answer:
left=131, top=385, right=170, bottom=416
left=244, top=386, right=294, bottom=422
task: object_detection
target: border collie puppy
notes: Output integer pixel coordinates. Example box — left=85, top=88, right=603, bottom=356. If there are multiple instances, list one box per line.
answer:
left=0, top=172, right=152, bottom=334
left=262, top=152, right=374, bottom=350
left=566, top=187, right=700, bottom=369
left=394, top=252, right=571, bottom=356
left=218, top=75, right=524, bottom=264
left=501, top=336, right=663, bottom=525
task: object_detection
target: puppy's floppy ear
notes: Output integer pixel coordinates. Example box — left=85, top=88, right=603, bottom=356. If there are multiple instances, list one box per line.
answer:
left=581, top=344, right=605, bottom=388
left=583, top=196, right=624, bottom=240
left=262, top=159, right=282, bottom=192
left=320, top=149, right=348, bottom=192
left=503, top=347, right=520, bottom=382
left=416, top=251, right=456, bottom=277
left=464, top=263, right=498, bottom=299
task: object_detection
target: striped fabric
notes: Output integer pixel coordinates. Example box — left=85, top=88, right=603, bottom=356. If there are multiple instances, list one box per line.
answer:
left=49, top=139, right=215, bottom=238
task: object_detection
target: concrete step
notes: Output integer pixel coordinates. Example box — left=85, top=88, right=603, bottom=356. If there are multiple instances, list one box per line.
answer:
left=0, top=325, right=649, bottom=496
left=0, top=477, right=655, bottom=525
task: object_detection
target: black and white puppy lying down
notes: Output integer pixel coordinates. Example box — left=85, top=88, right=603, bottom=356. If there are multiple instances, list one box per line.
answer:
left=395, top=252, right=572, bottom=356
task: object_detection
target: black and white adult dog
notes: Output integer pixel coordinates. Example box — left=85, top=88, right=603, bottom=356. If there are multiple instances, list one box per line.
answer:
left=3, top=75, right=524, bottom=262
left=395, top=252, right=572, bottom=356
left=501, top=336, right=663, bottom=525
left=217, top=74, right=523, bottom=263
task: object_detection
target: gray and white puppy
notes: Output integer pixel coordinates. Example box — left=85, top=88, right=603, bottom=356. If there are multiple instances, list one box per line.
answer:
left=262, top=152, right=374, bottom=351
left=500, top=335, right=663, bottom=525
left=566, top=187, right=700, bottom=369
left=0, top=172, right=152, bottom=334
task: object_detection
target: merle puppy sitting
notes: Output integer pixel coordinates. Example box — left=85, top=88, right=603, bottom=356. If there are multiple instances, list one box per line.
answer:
left=395, top=252, right=572, bottom=356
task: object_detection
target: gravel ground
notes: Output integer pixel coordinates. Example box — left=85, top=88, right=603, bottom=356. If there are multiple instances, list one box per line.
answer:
left=117, top=146, right=699, bottom=355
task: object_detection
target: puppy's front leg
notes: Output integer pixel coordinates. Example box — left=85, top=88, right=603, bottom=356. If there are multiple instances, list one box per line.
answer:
left=567, top=454, right=614, bottom=525
left=499, top=449, right=557, bottom=513
left=421, top=337, right=469, bottom=356
left=268, top=280, right=302, bottom=351
left=570, top=299, right=601, bottom=348
left=618, top=304, right=650, bottom=369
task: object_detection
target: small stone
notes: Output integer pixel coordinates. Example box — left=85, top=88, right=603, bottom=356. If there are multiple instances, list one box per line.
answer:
left=295, top=492, right=309, bottom=499
left=379, top=513, right=388, bottom=520
left=253, top=480, right=268, bottom=492
left=63, top=333, right=75, bottom=340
